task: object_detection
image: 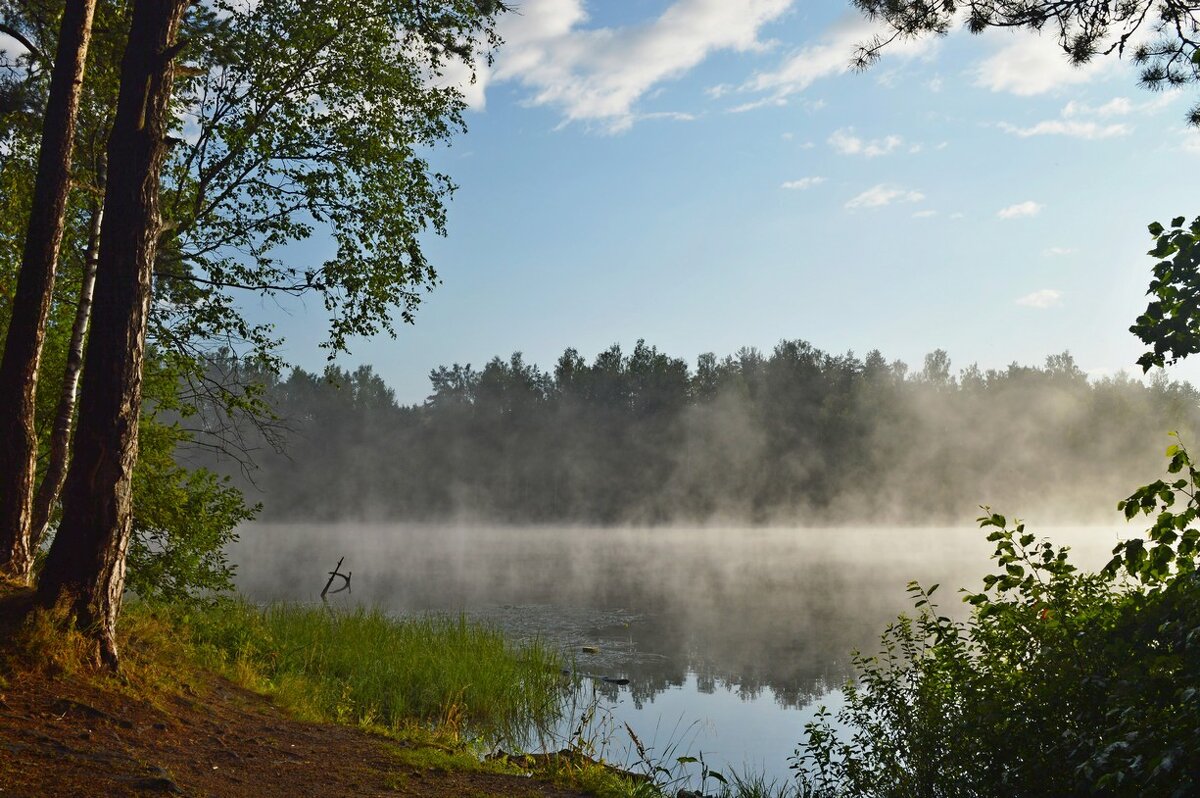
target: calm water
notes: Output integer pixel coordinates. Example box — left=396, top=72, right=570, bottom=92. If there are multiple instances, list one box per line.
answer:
left=231, top=523, right=1125, bottom=784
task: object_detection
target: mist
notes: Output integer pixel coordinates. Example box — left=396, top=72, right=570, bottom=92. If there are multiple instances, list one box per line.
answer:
left=228, top=519, right=1123, bottom=772
left=198, top=340, right=1200, bottom=527
left=201, top=339, right=1180, bottom=783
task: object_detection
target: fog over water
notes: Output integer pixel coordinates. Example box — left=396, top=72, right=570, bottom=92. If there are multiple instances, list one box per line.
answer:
left=202, top=344, right=1200, bottom=530
left=232, top=522, right=1126, bottom=781
left=207, top=343, right=1197, bottom=782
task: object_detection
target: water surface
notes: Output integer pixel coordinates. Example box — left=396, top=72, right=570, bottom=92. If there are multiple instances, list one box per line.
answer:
left=231, top=523, right=1124, bottom=783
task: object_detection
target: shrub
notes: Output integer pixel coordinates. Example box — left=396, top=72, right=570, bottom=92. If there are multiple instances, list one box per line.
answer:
left=793, top=440, right=1200, bottom=797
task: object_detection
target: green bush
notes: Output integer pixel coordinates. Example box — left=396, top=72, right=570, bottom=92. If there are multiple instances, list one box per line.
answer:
left=126, top=415, right=258, bottom=602
left=793, top=442, right=1200, bottom=797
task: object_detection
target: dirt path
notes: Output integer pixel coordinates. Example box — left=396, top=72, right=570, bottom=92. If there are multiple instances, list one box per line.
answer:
left=0, top=655, right=591, bottom=798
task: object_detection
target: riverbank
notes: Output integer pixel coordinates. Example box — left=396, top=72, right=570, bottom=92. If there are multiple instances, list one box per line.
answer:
left=0, top=585, right=648, bottom=797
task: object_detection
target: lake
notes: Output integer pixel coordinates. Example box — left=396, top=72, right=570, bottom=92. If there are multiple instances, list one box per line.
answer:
left=231, top=522, right=1126, bottom=786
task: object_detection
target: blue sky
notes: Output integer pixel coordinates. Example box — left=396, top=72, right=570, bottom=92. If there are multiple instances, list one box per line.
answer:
left=252, top=0, right=1200, bottom=403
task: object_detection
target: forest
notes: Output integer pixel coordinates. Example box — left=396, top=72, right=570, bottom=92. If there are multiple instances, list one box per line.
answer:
left=205, top=342, right=1200, bottom=525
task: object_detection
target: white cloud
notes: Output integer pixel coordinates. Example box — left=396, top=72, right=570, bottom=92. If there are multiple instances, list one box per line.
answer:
left=433, top=55, right=490, bottom=108
left=845, top=184, right=925, bottom=209
left=1142, top=89, right=1186, bottom=113
left=1043, top=246, right=1076, bottom=256
left=488, top=0, right=795, bottom=132
left=728, top=96, right=788, bottom=113
left=997, top=92, right=1183, bottom=140
left=999, top=120, right=1130, bottom=139
left=912, top=210, right=938, bottom=218
left=781, top=176, right=826, bottom=190
left=828, top=127, right=903, bottom=157
left=1062, top=97, right=1133, bottom=117
left=640, top=110, right=698, bottom=123
left=927, top=76, right=943, bottom=93
left=739, top=15, right=936, bottom=106
left=1016, top=288, right=1063, bottom=308
left=997, top=200, right=1043, bottom=219
left=974, top=32, right=1111, bottom=96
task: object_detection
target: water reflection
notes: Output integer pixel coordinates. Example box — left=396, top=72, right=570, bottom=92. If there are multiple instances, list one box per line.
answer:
left=231, top=524, right=1122, bottom=708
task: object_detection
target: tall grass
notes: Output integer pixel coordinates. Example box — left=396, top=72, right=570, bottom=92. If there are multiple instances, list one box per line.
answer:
left=158, top=600, right=565, bottom=744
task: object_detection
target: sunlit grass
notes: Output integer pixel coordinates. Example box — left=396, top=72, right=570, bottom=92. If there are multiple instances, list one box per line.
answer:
left=159, top=599, right=565, bottom=745
left=0, top=584, right=805, bottom=798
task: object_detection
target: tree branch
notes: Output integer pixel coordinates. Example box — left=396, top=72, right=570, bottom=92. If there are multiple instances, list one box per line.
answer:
left=0, top=23, right=44, bottom=64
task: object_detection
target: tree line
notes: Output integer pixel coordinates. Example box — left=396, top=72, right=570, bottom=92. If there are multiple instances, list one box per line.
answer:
left=210, top=343, right=1200, bottom=525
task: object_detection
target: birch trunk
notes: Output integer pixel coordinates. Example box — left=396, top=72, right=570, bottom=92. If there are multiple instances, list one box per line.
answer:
left=29, top=157, right=106, bottom=555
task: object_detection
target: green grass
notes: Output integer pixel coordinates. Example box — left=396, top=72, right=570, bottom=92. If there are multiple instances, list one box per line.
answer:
left=148, top=599, right=566, bottom=745
left=6, top=588, right=800, bottom=798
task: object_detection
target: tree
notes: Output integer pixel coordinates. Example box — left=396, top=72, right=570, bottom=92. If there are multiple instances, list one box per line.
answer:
left=35, top=0, right=192, bottom=667
left=3, top=0, right=497, bottom=569
left=155, top=0, right=505, bottom=361
left=26, top=0, right=506, bottom=666
left=0, top=0, right=96, bottom=583
left=28, top=153, right=104, bottom=555
left=853, top=0, right=1200, bottom=126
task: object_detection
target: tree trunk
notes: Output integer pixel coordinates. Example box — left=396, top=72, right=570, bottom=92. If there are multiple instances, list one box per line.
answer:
left=36, top=0, right=189, bottom=669
left=29, top=157, right=106, bottom=554
left=0, top=0, right=97, bottom=584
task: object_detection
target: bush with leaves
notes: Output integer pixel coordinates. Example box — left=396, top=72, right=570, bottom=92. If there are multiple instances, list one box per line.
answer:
left=125, top=414, right=258, bottom=603
left=793, top=441, right=1200, bottom=797
left=26, top=353, right=260, bottom=603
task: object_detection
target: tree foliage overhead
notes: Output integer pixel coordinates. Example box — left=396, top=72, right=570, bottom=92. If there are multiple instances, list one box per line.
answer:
left=853, top=0, right=1200, bottom=125
left=158, top=0, right=503, bottom=359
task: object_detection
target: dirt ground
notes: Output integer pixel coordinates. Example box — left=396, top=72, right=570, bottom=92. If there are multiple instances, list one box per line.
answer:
left=0, top=590, right=594, bottom=798
left=0, top=664, right=604, bottom=798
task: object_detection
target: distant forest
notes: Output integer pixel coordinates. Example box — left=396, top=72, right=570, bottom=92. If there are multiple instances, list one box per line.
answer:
left=196, top=341, right=1200, bottom=525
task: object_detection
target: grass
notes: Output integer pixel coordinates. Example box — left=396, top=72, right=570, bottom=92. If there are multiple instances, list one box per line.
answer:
left=150, top=598, right=674, bottom=796
left=2, top=586, right=799, bottom=798
left=138, top=598, right=567, bottom=745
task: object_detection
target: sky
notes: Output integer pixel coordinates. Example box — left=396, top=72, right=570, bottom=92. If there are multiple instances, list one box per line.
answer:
left=240, top=0, right=1200, bottom=404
